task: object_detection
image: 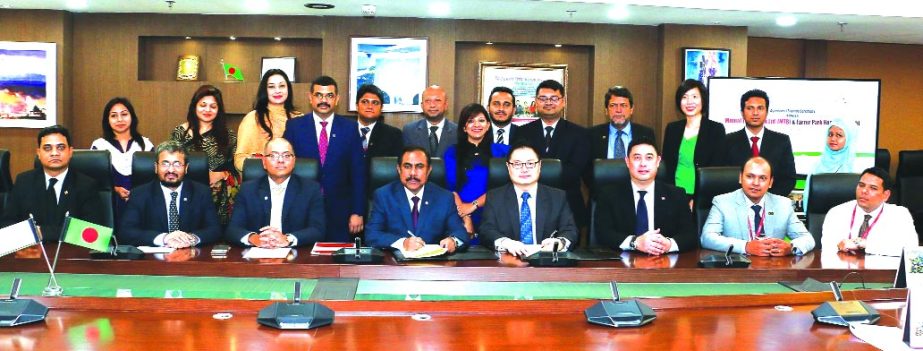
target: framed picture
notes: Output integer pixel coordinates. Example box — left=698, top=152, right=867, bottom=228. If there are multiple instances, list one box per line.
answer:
left=683, top=47, right=731, bottom=84
left=348, top=36, right=428, bottom=113
left=260, top=56, right=296, bottom=82
left=478, top=62, right=568, bottom=124
left=0, top=41, right=57, bottom=128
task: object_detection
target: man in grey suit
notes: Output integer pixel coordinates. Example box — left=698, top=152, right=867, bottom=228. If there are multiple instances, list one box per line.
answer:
left=701, top=157, right=814, bottom=256
left=402, top=85, right=458, bottom=158
left=479, top=144, right=578, bottom=257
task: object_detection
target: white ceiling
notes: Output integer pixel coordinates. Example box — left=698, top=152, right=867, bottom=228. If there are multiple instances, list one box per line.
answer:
left=6, top=0, right=923, bottom=45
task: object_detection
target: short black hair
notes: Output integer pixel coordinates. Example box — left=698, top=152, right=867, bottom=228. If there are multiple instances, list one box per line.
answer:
left=398, top=146, right=431, bottom=167
left=535, top=79, right=564, bottom=96
left=674, top=79, right=709, bottom=117
left=626, top=136, right=658, bottom=156
left=356, top=83, right=384, bottom=104
left=37, top=125, right=71, bottom=146
left=604, top=85, right=633, bottom=108
left=740, top=89, right=770, bottom=112
left=860, top=167, right=894, bottom=191
left=101, top=97, right=143, bottom=143
left=311, top=75, right=338, bottom=94
left=506, top=142, right=540, bottom=163
left=488, top=86, right=516, bottom=107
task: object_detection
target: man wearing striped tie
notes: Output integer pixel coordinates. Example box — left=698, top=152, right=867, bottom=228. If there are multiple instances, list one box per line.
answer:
left=479, top=144, right=577, bottom=257
left=487, top=86, right=518, bottom=146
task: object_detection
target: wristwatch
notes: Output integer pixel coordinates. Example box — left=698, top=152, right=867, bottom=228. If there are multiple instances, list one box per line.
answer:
left=472, top=200, right=479, bottom=209
left=629, top=235, right=639, bottom=250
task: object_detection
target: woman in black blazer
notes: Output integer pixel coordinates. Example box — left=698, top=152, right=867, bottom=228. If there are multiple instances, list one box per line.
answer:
left=661, top=79, right=726, bottom=199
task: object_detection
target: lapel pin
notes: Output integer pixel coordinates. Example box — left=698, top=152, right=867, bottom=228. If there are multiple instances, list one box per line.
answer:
left=768, top=211, right=774, bottom=215
left=264, top=196, right=269, bottom=200
left=424, top=201, right=429, bottom=206
left=183, top=198, right=188, bottom=202
left=332, top=133, right=336, bottom=138
left=660, top=196, right=666, bottom=200
left=63, top=190, right=69, bottom=196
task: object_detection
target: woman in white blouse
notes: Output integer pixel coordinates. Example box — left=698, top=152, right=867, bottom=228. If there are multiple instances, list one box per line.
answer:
left=90, top=97, right=154, bottom=215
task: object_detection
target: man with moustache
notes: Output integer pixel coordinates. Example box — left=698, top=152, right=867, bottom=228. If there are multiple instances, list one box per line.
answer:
left=402, top=85, right=458, bottom=158
left=284, top=75, right=367, bottom=242
left=2, top=125, right=103, bottom=241
left=589, top=86, right=656, bottom=160
left=701, top=157, right=814, bottom=256
left=355, top=83, right=403, bottom=160
left=724, top=89, right=796, bottom=196
left=365, top=147, right=468, bottom=252
left=119, top=141, right=221, bottom=248
left=226, top=138, right=326, bottom=248
left=486, top=86, right=518, bottom=145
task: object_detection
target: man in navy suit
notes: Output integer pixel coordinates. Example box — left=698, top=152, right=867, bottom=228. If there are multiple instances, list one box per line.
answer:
left=365, top=147, right=468, bottom=252
left=355, top=83, right=403, bottom=160
left=724, top=89, right=796, bottom=196
left=119, top=141, right=220, bottom=247
left=1, top=125, right=103, bottom=241
left=226, top=138, right=325, bottom=247
left=487, top=86, right=518, bottom=146
left=479, top=144, right=578, bottom=256
left=402, top=85, right=458, bottom=158
left=283, top=75, right=367, bottom=242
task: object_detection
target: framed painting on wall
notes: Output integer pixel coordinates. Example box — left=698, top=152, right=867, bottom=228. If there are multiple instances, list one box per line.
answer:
left=683, top=47, right=731, bottom=84
left=478, top=62, right=568, bottom=124
left=260, top=56, right=296, bottom=82
left=348, top=36, right=428, bottom=113
left=0, top=41, right=57, bottom=128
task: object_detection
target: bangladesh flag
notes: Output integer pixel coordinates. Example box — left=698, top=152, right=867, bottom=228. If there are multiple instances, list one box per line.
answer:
left=62, top=216, right=113, bottom=252
left=222, top=62, right=244, bottom=81
left=68, top=318, right=114, bottom=347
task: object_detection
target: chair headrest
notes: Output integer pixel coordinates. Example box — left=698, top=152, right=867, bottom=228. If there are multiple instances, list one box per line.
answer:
left=242, top=157, right=319, bottom=183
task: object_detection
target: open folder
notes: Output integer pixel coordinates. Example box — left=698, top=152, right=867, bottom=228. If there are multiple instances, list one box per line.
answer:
left=400, top=244, right=447, bottom=259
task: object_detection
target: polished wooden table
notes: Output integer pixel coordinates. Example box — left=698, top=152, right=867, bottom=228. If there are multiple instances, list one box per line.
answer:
left=0, top=244, right=900, bottom=283
left=0, top=289, right=905, bottom=350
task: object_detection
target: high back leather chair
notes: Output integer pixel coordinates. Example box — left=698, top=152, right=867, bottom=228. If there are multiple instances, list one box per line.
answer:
left=34, top=150, right=114, bottom=228
left=368, top=156, right=446, bottom=196
left=0, top=149, right=12, bottom=214
left=131, top=151, right=210, bottom=187
left=806, top=172, right=861, bottom=250
left=694, top=167, right=741, bottom=234
left=241, top=157, right=319, bottom=183
left=487, top=158, right=563, bottom=190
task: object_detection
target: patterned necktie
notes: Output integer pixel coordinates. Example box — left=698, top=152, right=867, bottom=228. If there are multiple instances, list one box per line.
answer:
left=544, top=126, right=554, bottom=153
left=614, top=130, right=626, bottom=159
left=360, top=127, right=370, bottom=152
left=429, top=126, right=439, bottom=156
left=635, top=190, right=648, bottom=235
left=411, top=196, right=420, bottom=229
left=496, top=128, right=505, bottom=145
left=319, top=121, right=329, bottom=165
left=519, top=192, right=533, bottom=244
left=859, top=214, right=873, bottom=239
left=752, top=204, right=762, bottom=236
left=168, top=191, right=179, bottom=232
left=750, top=136, right=760, bottom=157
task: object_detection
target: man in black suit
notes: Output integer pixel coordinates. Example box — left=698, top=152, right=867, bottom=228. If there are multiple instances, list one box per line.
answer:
left=226, top=138, right=325, bottom=248
left=356, top=83, right=403, bottom=159
left=486, top=86, right=518, bottom=146
left=594, top=137, right=697, bottom=253
left=725, top=89, right=796, bottom=196
left=589, top=86, right=656, bottom=160
left=1, top=125, right=103, bottom=241
left=517, top=79, right=591, bottom=228
left=480, top=144, right=578, bottom=256
left=119, top=141, right=221, bottom=247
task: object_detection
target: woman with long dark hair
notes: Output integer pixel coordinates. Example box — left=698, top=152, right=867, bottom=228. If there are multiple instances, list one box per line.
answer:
left=90, top=97, right=155, bottom=215
left=233, top=69, right=299, bottom=172
left=170, top=85, right=239, bottom=224
left=443, top=103, right=511, bottom=239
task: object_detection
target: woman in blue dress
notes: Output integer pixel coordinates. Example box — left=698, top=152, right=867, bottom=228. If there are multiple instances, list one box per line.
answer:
left=443, top=103, right=510, bottom=241
left=90, top=97, right=155, bottom=217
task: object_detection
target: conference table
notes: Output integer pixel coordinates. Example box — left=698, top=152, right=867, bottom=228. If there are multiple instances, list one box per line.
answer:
left=0, top=244, right=909, bottom=349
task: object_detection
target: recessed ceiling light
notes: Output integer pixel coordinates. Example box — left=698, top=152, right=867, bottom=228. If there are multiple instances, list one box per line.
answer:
left=776, top=15, right=797, bottom=27
left=429, top=2, right=450, bottom=17
left=229, top=36, right=237, bottom=41
left=304, top=3, right=334, bottom=10
left=486, top=42, right=494, bottom=45
left=274, top=37, right=282, bottom=41
left=185, top=36, right=192, bottom=40
left=554, top=44, right=563, bottom=48
left=66, top=0, right=87, bottom=10
left=607, top=5, right=629, bottom=20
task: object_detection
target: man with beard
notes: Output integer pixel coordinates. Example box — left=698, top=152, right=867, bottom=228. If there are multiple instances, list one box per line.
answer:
left=119, top=141, right=220, bottom=248
left=402, top=85, right=458, bottom=158
left=365, top=147, right=468, bottom=252
left=589, top=86, right=656, bottom=160
left=724, top=89, right=796, bottom=196
left=284, top=75, right=367, bottom=242
left=355, top=83, right=403, bottom=160
left=2, top=125, right=103, bottom=241
left=487, top=86, right=518, bottom=145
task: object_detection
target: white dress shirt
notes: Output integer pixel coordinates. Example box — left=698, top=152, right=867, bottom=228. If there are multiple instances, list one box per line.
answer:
left=618, top=182, right=679, bottom=252
left=43, top=168, right=68, bottom=204
left=153, top=182, right=200, bottom=247
left=240, top=176, right=298, bottom=246
left=745, top=127, right=766, bottom=151
left=313, top=112, right=334, bottom=142
left=821, top=200, right=918, bottom=256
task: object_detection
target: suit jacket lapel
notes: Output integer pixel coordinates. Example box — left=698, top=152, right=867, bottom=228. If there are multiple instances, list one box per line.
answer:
left=619, top=184, right=637, bottom=232
left=304, top=118, right=320, bottom=159
left=653, top=185, right=668, bottom=229
left=395, top=183, right=414, bottom=233
left=258, top=178, right=273, bottom=228
left=735, top=190, right=751, bottom=239
left=504, top=185, right=521, bottom=239
left=58, top=171, right=75, bottom=213
left=152, top=184, right=169, bottom=231
left=535, top=185, right=550, bottom=239
left=178, top=183, right=192, bottom=229
left=279, top=176, right=299, bottom=230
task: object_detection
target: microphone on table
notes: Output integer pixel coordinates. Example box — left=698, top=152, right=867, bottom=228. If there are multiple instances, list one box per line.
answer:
left=526, top=230, right=577, bottom=267
left=332, top=236, right=384, bottom=264
left=257, top=281, right=334, bottom=330
left=0, top=278, right=49, bottom=327
left=811, top=281, right=880, bottom=326
left=90, top=233, right=144, bottom=260
left=584, top=281, right=656, bottom=328
left=698, top=244, right=751, bottom=268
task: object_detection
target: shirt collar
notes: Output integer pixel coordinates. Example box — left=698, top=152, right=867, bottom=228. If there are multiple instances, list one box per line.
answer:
left=404, top=185, right=426, bottom=202
left=609, top=121, right=632, bottom=136
left=427, top=118, right=446, bottom=130
left=746, top=127, right=765, bottom=140
left=160, top=182, right=184, bottom=196
left=541, top=118, right=560, bottom=130
left=267, top=175, right=292, bottom=190
left=312, top=112, right=334, bottom=124
left=857, top=200, right=885, bottom=217
left=513, top=184, right=539, bottom=199
left=44, top=167, right=69, bottom=185
left=630, top=180, right=654, bottom=194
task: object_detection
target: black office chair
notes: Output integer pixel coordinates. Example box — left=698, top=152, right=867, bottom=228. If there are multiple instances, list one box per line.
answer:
left=241, top=157, right=319, bottom=183
left=0, top=149, right=12, bottom=214
left=694, top=167, right=741, bottom=234
left=805, top=173, right=860, bottom=250
left=34, top=150, right=114, bottom=228
left=367, top=156, right=447, bottom=196
left=131, top=151, right=211, bottom=187
left=897, top=150, right=923, bottom=178
left=487, top=158, right=563, bottom=189
left=875, top=148, right=891, bottom=172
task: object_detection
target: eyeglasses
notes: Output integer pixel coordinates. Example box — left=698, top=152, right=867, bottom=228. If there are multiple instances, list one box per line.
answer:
left=359, top=99, right=382, bottom=106
left=267, top=152, right=295, bottom=161
left=507, top=160, right=540, bottom=170
left=159, top=161, right=185, bottom=169
left=313, top=93, right=337, bottom=100
left=536, top=96, right=562, bottom=104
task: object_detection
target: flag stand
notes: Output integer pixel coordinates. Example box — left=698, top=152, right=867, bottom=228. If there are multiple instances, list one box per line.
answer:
left=32, top=214, right=64, bottom=297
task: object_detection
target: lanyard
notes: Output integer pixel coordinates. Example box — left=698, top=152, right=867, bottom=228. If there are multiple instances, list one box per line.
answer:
left=746, top=206, right=766, bottom=241
left=848, top=204, right=884, bottom=240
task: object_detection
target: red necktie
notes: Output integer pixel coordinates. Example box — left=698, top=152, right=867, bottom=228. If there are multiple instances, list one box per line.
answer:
left=319, top=121, right=329, bottom=165
left=750, top=136, right=760, bottom=157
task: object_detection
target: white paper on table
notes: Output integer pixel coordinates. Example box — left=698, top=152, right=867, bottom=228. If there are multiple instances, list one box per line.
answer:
left=400, top=244, right=447, bottom=259
left=849, top=323, right=914, bottom=350
left=137, top=246, right=175, bottom=254
left=244, top=247, right=291, bottom=259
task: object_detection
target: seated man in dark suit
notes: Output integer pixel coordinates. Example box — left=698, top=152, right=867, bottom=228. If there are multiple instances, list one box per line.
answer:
left=594, top=137, right=697, bottom=253
left=226, top=138, right=325, bottom=248
left=365, top=146, right=468, bottom=252
left=356, top=83, right=403, bottom=159
left=589, top=85, right=656, bottom=160
left=120, top=141, right=220, bottom=247
left=480, top=143, right=578, bottom=256
left=724, top=89, right=796, bottom=196
left=1, top=125, right=103, bottom=241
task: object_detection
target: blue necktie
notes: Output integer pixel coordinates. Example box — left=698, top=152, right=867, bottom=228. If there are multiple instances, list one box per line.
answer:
left=519, top=192, right=533, bottom=244
left=635, top=190, right=648, bottom=235
left=752, top=204, right=762, bottom=236
left=613, top=130, right=626, bottom=159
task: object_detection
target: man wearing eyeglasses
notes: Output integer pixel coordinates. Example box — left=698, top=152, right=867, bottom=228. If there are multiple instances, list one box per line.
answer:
left=225, top=138, right=325, bottom=248
left=355, top=83, right=403, bottom=160
left=402, top=85, right=458, bottom=158
left=2, top=125, right=103, bottom=241
left=479, top=144, right=577, bottom=256
left=283, top=75, right=367, bottom=242
left=120, top=141, right=220, bottom=248
left=517, top=80, right=591, bottom=231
